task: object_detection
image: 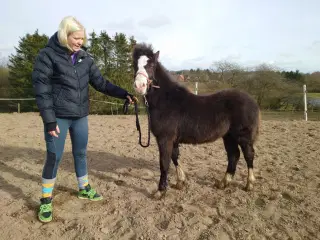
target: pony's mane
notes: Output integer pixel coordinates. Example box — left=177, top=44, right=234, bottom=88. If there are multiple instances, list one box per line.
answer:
left=156, top=62, right=192, bottom=94
left=132, top=43, right=171, bottom=80
left=132, top=43, right=155, bottom=61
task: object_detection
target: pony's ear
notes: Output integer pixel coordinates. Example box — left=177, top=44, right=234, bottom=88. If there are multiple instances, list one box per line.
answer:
left=154, top=51, right=160, bottom=62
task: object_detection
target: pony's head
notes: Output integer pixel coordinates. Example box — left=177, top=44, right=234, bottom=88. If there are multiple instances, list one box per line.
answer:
left=132, top=43, right=160, bottom=95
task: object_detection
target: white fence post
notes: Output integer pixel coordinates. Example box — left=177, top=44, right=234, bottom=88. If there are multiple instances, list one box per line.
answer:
left=303, top=84, right=307, bottom=121
left=195, top=82, right=198, bottom=95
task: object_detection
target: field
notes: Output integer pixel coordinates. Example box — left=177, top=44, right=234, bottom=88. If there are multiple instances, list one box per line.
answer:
left=0, top=113, right=319, bottom=240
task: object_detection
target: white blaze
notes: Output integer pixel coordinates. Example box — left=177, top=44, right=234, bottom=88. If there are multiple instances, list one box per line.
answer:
left=138, top=55, right=149, bottom=73
left=134, top=55, right=149, bottom=95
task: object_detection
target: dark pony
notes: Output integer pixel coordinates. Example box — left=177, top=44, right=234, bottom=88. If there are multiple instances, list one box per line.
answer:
left=132, top=43, right=261, bottom=199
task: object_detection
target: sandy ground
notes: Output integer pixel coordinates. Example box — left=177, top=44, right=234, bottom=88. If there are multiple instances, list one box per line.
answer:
left=0, top=112, right=319, bottom=240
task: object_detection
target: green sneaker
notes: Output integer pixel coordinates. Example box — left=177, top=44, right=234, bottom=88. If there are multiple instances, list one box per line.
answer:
left=38, top=197, right=53, bottom=223
left=78, top=184, right=103, bottom=201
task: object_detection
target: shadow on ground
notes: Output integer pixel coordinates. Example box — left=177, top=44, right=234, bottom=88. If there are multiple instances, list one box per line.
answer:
left=0, top=145, right=159, bottom=208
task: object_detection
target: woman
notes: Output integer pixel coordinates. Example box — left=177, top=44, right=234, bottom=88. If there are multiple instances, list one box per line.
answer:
left=32, top=16, right=136, bottom=223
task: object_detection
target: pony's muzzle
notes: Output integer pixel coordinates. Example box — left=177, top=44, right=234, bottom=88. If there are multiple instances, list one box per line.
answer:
left=134, top=81, right=146, bottom=89
left=134, top=79, right=147, bottom=95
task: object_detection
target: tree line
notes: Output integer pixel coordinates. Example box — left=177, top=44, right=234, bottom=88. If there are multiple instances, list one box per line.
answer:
left=173, top=60, right=320, bottom=111
left=0, top=29, right=137, bottom=114
left=0, top=29, right=320, bottom=113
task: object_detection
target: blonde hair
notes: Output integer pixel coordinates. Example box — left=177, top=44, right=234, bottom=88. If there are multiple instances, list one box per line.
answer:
left=57, top=16, right=88, bottom=51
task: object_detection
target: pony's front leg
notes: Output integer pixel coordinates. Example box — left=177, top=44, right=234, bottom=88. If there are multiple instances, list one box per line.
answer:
left=153, top=137, right=173, bottom=200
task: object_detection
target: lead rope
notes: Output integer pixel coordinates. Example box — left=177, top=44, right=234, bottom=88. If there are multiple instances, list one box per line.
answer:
left=134, top=96, right=151, bottom=147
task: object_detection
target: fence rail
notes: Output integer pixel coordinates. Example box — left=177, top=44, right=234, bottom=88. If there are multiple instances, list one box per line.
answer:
left=0, top=97, right=146, bottom=115
left=261, top=109, right=320, bottom=121
left=0, top=83, right=320, bottom=121
left=0, top=98, right=319, bottom=121
left=0, top=98, right=36, bottom=100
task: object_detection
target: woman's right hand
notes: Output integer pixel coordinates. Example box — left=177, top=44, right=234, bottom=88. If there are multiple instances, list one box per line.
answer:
left=48, top=125, right=60, bottom=137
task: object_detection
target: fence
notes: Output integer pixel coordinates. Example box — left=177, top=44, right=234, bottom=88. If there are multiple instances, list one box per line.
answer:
left=0, top=84, right=319, bottom=121
left=0, top=86, right=148, bottom=115
left=0, top=97, right=146, bottom=115
left=177, top=82, right=320, bottom=121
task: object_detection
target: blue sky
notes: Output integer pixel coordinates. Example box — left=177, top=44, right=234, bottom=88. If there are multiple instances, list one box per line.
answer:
left=1, top=0, right=319, bottom=73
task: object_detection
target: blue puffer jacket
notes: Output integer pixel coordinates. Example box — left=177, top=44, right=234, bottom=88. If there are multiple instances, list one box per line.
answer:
left=32, top=32, right=130, bottom=131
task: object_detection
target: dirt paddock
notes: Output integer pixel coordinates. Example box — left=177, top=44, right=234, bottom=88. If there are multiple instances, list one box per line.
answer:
left=0, top=113, right=319, bottom=240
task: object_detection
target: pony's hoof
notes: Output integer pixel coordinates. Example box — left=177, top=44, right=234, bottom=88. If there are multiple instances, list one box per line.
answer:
left=153, top=190, right=166, bottom=200
left=217, top=181, right=227, bottom=189
left=245, top=182, right=254, bottom=191
left=216, top=173, right=232, bottom=189
left=174, top=180, right=185, bottom=190
left=216, top=178, right=229, bottom=189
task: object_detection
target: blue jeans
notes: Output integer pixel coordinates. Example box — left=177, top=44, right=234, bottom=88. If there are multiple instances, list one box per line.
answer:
left=42, top=116, right=88, bottom=179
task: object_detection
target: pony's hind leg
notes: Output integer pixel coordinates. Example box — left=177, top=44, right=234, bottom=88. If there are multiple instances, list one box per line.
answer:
left=171, top=142, right=186, bottom=190
left=218, top=134, right=240, bottom=189
left=239, top=141, right=255, bottom=191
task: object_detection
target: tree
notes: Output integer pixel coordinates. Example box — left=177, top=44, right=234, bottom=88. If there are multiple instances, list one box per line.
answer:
left=7, top=30, right=49, bottom=112
left=211, top=60, right=244, bottom=88
left=237, top=63, right=284, bottom=107
left=87, top=30, right=103, bottom=66
left=86, top=31, right=137, bottom=114
left=113, top=33, right=131, bottom=88
left=281, top=69, right=305, bottom=84
left=305, top=72, right=320, bottom=92
left=0, top=57, right=10, bottom=112
left=0, top=56, right=9, bottom=99
left=7, top=30, right=48, bottom=111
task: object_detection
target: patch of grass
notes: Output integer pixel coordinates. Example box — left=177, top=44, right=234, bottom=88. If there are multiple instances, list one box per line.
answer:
left=296, top=92, right=320, bottom=99
left=261, top=110, right=320, bottom=121
left=307, top=92, right=320, bottom=98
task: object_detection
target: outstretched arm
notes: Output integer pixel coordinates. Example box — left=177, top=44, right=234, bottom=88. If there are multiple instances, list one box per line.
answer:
left=32, top=50, right=57, bottom=132
left=89, top=61, right=129, bottom=99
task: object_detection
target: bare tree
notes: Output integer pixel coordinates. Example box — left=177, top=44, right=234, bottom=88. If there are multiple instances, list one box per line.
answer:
left=211, top=60, right=244, bottom=87
left=0, top=54, right=9, bottom=98
left=305, top=72, right=320, bottom=92
left=238, top=63, right=286, bottom=107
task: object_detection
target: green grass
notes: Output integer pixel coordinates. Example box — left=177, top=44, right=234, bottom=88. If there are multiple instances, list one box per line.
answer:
left=296, top=92, right=320, bottom=99
left=307, top=92, right=320, bottom=98
left=261, top=110, right=320, bottom=121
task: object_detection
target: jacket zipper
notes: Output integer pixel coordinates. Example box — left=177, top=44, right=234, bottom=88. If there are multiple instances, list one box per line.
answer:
left=72, top=53, right=84, bottom=117
left=74, top=66, right=81, bottom=116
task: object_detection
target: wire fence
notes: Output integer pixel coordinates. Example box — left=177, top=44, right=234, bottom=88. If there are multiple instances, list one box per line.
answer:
left=0, top=86, right=319, bottom=121
left=1, top=97, right=319, bottom=121
left=0, top=97, right=147, bottom=115
left=0, top=87, right=149, bottom=115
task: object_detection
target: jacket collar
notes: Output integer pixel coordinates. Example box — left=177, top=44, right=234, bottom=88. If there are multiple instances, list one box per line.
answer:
left=47, top=31, right=89, bottom=57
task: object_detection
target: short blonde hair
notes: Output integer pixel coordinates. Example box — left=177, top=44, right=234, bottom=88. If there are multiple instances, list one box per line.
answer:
left=57, top=16, right=88, bottom=51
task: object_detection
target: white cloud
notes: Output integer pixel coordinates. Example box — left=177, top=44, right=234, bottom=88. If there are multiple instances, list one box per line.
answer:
left=138, top=15, right=171, bottom=28
left=1, top=0, right=320, bottom=73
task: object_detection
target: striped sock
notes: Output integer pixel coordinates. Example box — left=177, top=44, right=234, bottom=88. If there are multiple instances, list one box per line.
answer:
left=42, top=178, right=55, bottom=198
left=77, top=174, right=89, bottom=190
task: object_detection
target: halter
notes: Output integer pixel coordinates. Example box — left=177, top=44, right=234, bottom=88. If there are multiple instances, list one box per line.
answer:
left=128, top=70, right=160, bottom=148
left=135, top=71, right=160, bottom=90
